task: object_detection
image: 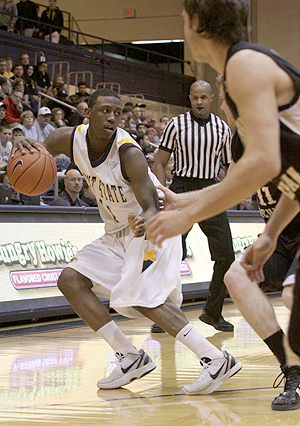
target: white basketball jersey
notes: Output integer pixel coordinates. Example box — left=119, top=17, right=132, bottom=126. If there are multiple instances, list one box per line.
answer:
left=72, top=125, right=156, bottom=233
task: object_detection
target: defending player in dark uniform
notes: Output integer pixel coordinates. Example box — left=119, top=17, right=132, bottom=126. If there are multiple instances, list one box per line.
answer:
left=146, top=0, right=300, bottom=411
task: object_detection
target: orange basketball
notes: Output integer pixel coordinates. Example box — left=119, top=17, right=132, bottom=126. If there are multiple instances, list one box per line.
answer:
left=6, top=146, right=57, bottom=196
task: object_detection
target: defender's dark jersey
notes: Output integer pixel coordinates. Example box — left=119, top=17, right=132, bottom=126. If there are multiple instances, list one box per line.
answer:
left=232, top=131, right=300, bottom=256
left=224, top=41, right=300, bottom=202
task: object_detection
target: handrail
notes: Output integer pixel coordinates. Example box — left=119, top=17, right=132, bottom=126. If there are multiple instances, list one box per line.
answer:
left=38, top=91, right=77, bottom=112
left=0, top=11, right=189, bottom=73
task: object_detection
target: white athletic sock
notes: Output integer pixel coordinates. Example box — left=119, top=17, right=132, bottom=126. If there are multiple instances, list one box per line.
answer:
left=96, top=321, right=139, bottom=355
left=176, top=323, right=222, bottom=360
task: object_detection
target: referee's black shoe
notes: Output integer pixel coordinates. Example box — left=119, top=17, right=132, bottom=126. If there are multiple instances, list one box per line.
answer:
left=151, top=323, right=165, bottom=333
left=199, top=311, right=234, bottom=332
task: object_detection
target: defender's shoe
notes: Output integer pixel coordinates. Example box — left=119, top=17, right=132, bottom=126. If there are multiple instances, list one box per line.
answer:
left=182, top=351, right=242, bottom=395
left=97, top=349, right=156, bottom=389
left=271, top=365, right=300, bottom=411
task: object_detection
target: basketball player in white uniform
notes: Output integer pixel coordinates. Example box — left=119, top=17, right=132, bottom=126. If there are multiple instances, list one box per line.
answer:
left=12, top=88, right=241, bottom=394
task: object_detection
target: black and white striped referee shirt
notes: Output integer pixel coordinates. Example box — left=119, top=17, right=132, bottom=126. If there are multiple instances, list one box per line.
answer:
left=159, top=111, right=232, bottom=179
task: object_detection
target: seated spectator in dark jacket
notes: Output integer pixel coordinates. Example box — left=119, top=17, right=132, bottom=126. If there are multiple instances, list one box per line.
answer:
left=10, top=63, right=25, bottom=82
left=75, top=81, right=90, bottom=103
left=67, top=101, right=88, bottom=126
left=16, top=0, right=38, bottom=36
left=39, top=0, right=63, bottom=44
left=33, top=61, right=51, bottom=93
left=80, top=179, right=97, bottom=207
left=51, top=168, right=88, bottom=207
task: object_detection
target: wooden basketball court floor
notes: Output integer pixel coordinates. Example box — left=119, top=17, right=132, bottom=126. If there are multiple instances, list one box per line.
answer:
left=0, top=297, right=299, bottom=426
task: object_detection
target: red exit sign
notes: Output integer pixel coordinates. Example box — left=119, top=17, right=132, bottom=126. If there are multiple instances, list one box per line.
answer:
left=124, top=8, right=136, bottom=18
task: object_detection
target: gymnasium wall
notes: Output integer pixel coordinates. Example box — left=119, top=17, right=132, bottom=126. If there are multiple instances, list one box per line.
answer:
left=36, top=0, right=300, bottom=71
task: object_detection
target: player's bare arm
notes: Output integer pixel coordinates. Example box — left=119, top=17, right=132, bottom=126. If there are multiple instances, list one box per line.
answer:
left=11, top=127, right=73, bottom=158
left=121, top=145, right=159, bottom=237
left=241, top=194, right=300, bottom=282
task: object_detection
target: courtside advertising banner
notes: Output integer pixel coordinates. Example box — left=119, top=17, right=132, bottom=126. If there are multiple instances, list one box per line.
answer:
left=0, top=218, right=265, bottom=303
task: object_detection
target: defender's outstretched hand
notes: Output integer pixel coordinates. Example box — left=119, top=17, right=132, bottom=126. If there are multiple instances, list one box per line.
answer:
left=146, top=209, right=192, bottom=247
left=155, top=184, right=186, bottom=211
left=240, top=233, right=277, bottom=282
left=11, top=136, right=41, bottom=156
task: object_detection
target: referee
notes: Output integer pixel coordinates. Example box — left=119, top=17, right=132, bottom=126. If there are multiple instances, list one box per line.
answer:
left=153, top=80, right=235, bottom=332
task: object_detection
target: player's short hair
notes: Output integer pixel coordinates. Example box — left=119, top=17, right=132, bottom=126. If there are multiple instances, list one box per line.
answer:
left=88, top=89, right=121, bottom=108
left=183, top=0, right=249, bottom=44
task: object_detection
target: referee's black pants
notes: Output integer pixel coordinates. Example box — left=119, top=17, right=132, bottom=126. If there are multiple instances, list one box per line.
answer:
left=170, top=176, right=235, bottom=320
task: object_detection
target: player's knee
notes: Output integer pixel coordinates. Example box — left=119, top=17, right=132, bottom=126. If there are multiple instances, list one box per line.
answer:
left=57, top=267, right=79, bottom=294
left=224, top=261, right=243, bottom=293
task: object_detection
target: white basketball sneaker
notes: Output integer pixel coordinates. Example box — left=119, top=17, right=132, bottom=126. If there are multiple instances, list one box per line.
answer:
left=182, top=351, right=242, bottom=395
left=97, top=349, right=156, bottom=389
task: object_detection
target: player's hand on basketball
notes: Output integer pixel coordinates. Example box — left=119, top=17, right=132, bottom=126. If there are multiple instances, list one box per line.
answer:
left=11, top=136, right=41, bottom=156
left=128, top=213, right=146, bottom=237
left=240, top=233, right=277, bottom=282
left=146, top=209, right=192, bottom=247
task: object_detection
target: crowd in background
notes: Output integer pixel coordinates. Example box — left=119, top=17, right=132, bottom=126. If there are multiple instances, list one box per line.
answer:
left=0, top=50, right=257, bottom=211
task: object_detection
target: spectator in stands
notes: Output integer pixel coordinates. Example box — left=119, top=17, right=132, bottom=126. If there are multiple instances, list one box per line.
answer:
left=0, top=59, right=6, bottom=76
left=19, top=110, right=37, bottom=138
left=47, top=86, right=74, bottom=120
left=160, top=116, right=169, bottom=125
left=33, top=61, right=51, bottom=93
left=46, top=74, right=65, bottom=98
left=68, top=101, right=88, bottom=126
left=0, top=0, right=18, bottom=32
left=19, top=52, right=30, bottom=70
left=11, top=63, right=25, bottom=81
left=3, top=57, right=13, bottom=78
left=80, top=179, right=97, bottom=207
left=32, top=106, right=55, bottom=142
left=0, top=76, right=11, bottom=100
left=121, top=104, right=133, bottom=130
left=118, top=117, right=126, bottom=129
left=0, top=170, right=21, bottom=203
left=50, top=107, right=67, bottom=128
left=54, top=153, right=71, bottom=172
left=75, top=81, right=90, bottom=103
left=146, top=126, right=160, bottom=146
left=51, top=168, right=87, bottom=207
left=128, top=104, right=142, bottom=134
left=0, top=101, right=6, bottom=125
left=2, top=89, right=23, bottom=124
left=12, top=124, right=24, bottom=139
left=155, top=121, right=165, bottom=140
left=16, top=0, right=38, bottom=37
left=69, top=94, right=80, bottom=108
left=39, top=0, right=63, bottom=44
left=136, top=122, right=147, bottom=135
left=0, top=124, right=12, bottom=164
left=23, top=64, right=38, bottom=100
